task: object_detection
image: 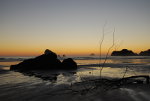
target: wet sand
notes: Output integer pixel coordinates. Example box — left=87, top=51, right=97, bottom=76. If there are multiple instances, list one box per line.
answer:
left=0, top=67, right=150, bottom=101
left=0, top=56, right=150, bottom=101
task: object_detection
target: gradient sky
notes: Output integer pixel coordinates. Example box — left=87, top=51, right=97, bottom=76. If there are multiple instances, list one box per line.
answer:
left=0, top=0, right=150, bottom=56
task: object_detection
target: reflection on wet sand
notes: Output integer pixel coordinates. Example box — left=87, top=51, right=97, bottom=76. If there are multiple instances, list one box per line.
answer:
left=0, top=56, right=150, bottom=101
left=20, top=70, right=78, bottom=84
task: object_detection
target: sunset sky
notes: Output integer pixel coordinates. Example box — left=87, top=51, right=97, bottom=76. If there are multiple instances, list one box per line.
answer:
left=0, top=0, right=150, bottom=56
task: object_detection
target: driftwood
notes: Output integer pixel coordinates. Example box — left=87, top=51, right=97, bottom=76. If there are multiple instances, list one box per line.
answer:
left=68, top=75, right=150, bottom=95
left=119, top=75, right=149, bottom=84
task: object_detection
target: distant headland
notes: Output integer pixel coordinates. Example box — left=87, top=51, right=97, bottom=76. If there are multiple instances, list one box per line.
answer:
left=139, top=49, right=150, bottom=56
left=111, top=49, right=150, bottom=56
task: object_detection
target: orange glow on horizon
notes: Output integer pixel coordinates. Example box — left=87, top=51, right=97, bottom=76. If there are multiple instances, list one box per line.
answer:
left=0, top=47, right=147, bottom=57
left=0, top=48, right=105, bottom=56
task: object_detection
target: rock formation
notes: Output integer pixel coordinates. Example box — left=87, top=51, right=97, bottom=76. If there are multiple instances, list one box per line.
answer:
left=139, top=49, right=150, bottom=56
left=10, top=49, right=77, bottom=71
left=111, top=49, right=138, bottom=56
left=62, top=58, right=77, bottom=70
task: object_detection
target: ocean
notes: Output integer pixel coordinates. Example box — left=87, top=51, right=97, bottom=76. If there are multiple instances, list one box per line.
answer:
left=0, top=56, right=150, bottom=101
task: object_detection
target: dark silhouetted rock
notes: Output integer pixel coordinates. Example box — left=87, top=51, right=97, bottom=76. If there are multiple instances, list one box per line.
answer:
left=139, top=49, right=150, bottom=56
left=10, top=49, right=77, bottom=71
left=44, top=49, right=57, bottom=58
left=62, top=58, right=77, bottom=70
left=90, top=53, right=95, bottom=56
left=111, top=49, right=138, bottom=56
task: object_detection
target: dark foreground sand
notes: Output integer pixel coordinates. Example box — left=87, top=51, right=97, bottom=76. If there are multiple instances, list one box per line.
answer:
left=0, top=67, right=150, bottom=101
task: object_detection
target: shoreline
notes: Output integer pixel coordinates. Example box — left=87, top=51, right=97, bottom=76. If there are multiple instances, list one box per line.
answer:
left=0, top=57, right=150, bottom=101
left=0, top=69, right=150, bottom=101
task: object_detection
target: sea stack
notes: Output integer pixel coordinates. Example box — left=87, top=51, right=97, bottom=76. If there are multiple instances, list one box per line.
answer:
left=111, top=49, right=138, bottom=56
left=139, top=49, right=150, bottom=56
left=10, top=49, right=77, bottom=71
left=62, top=58, right=77, bottom=70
